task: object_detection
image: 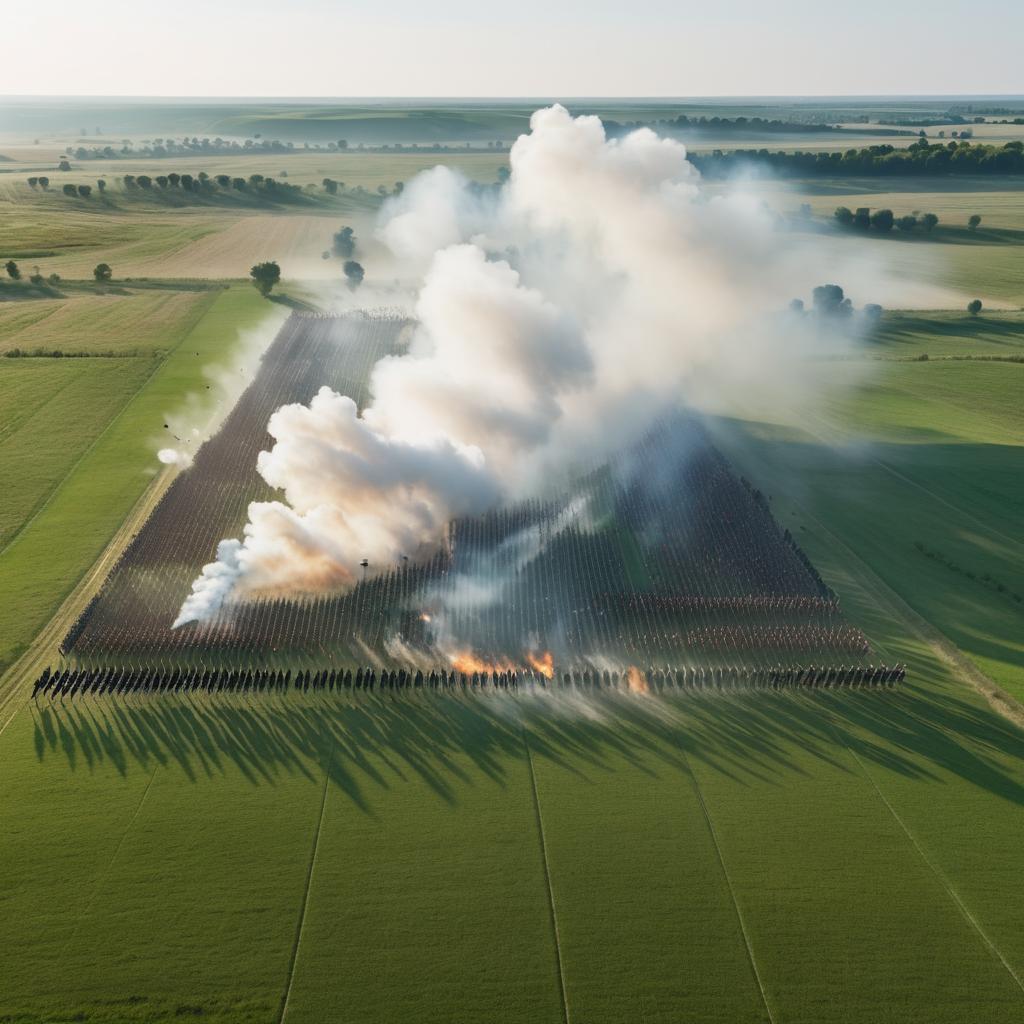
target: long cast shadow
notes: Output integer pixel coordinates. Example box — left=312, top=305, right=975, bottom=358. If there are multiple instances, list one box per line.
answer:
left=30, top=679, right=1024, bottom=811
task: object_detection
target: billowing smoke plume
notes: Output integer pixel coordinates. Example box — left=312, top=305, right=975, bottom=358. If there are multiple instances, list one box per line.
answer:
left=175, top=105, right=866, bottom=626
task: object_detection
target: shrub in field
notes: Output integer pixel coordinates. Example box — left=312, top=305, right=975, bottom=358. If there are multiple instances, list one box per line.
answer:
left=5, top=260, right=20, bottom=280
left=62, top=184, right=77, bottom=197
left=250, top=261, right=281, bottom=297
left=968, top=299, right=983, bottom=315
left=332, top=226, right=356, bottom=258
left=968, top=214, right=982, bottom=231
left=897, top=214, right=918, bottom=232
left=344, top=260, right=365, bottom=289
left=921, top=212, right=939, bottom=232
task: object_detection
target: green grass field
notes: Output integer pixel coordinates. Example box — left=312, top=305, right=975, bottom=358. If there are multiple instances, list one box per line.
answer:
left=0, top=302, right=1022, bottom=1022
left=1, top=97, right=1023, bottom=1021
left=0, top=286, right=269, bottom=674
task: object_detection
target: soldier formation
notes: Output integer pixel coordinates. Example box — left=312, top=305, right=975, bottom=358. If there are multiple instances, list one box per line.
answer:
left=31, top=661, right=905, bottom=701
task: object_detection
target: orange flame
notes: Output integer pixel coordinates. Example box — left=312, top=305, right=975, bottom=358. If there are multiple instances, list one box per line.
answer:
left=526, top=651, right=555, bottom=679
left=626, top=666, right=649, bottom=694
left=448, top=650, right=518, bottom=675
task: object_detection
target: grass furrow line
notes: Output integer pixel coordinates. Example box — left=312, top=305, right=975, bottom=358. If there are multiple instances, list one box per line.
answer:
left=679, top=748, right=775, bottom=1024
left=521, top=724, right=571, bottom=1024
left=60, top=763, right=161, bottom=955
left=278, top=765, right=330, bottom=1024
left=836, top=728, right=1024, bottom=998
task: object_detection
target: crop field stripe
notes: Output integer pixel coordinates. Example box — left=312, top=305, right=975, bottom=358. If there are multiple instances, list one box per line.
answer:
left=278, top=764, right=330, bottom=1024
left=833, top=719, right=1024, bottom=997
left=0, top=466, right=176, bottom=733
left=0, top=354, right=161, bottom=561
left=522, top=722, right=571, bottom=1024
left=679, top=746, right=775, bottom=1024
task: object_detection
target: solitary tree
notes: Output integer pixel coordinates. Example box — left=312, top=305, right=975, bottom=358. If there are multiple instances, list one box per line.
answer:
left=96, top=179, right=106, bottom=193
left=58, top=159, right=71, bottom=171
left=968, top=214, right=982, bottom=231
left=870, top=208, right=894, bottom=232
left=27, top=176, right=38, bottom=188
left=250, top=260, right=281, bottom=297
left=332, top=226, right=356, bottom=259
left=5, top=260, right=21, bottom=280
left=93, top=263, right=112, bottom=282
left=968, top=299, right=983, bottom=315
left=788, top=298, right=805, bottom=313
left=77, top=184, right=92, bottom=198
left=343, top=260, right=365, bottom=289
left=38, top=176, right=49, bottom=189
left=863, top=303, right=883, bottom=323
left=921, top=212, right=939, bottom=233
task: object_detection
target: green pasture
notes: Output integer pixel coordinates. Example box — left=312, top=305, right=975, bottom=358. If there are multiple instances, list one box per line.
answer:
left=0, top=287, right=216, bottom=355
left=0, top=286, right=269, bottom=674
left=712, top=319, right=1024, bottom=701
left=1, top=597, right=1022, bottom=1023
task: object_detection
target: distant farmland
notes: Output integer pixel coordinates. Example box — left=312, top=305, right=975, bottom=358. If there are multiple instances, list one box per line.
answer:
left=62, top=312, right=889, bottom=681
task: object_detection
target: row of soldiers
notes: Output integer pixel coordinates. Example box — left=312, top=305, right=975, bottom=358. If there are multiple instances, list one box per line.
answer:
left=31, top=661, right=906, bottom=700
left=595, top=592, right=841, bottom=615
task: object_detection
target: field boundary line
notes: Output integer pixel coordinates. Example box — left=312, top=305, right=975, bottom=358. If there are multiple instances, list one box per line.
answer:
left=799, top=410, right=1023, bottom=557
left=679, top=748, right=775, bottom=1024
left=787, top=494, right=1024, bottom=732
left=0, top=352, right=163, bottom=562
left=0, top=287, right=219, bottom=561
left=521, top=723, right=571, bottom=1024
left=278, top=765, right=330, bottom=1024
left=0, top=463, right=176, bottom=741
left=835, top=724, right=1024, bottom=998
left=61, top=762, right=160, bottom=954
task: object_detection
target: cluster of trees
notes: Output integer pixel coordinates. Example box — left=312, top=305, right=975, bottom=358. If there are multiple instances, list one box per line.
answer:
left=833, top=206, right=942, bottom=233
left=604, top=115, right=851, bottom=139
left=692, top=140, right=1024, bottom=178
left=63, top=135, right=510, bottom=160
left=39, top=171, right=403, bottom=205
left=4, top=259, right=109, bottom=284
left=67, top=137, right=306, bottom=160
left=788, top=284, right=881, bottom=322
left=4, top=260, right=61, bottom=286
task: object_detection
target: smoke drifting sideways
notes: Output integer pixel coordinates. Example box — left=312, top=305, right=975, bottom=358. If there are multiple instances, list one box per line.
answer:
left=173, top=104, right=877, bottom=627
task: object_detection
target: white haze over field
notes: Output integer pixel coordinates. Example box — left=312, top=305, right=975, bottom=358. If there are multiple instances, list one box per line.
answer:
left=174, top=104, right=885, bottom=627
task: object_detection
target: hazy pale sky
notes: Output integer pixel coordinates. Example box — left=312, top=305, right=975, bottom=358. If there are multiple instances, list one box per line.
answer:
left=4, top=0, right=1023, bottom=97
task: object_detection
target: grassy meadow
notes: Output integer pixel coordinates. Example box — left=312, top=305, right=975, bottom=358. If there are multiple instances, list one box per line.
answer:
left=0, top=99, right=1023, bottom=1024
left=0, top=285, right=269, bottom=675
left=0, top=305, right=1022, bottom=1023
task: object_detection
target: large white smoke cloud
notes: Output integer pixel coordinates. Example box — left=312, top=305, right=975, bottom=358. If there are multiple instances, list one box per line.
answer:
left=175, top=105, right=868, bottom=626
